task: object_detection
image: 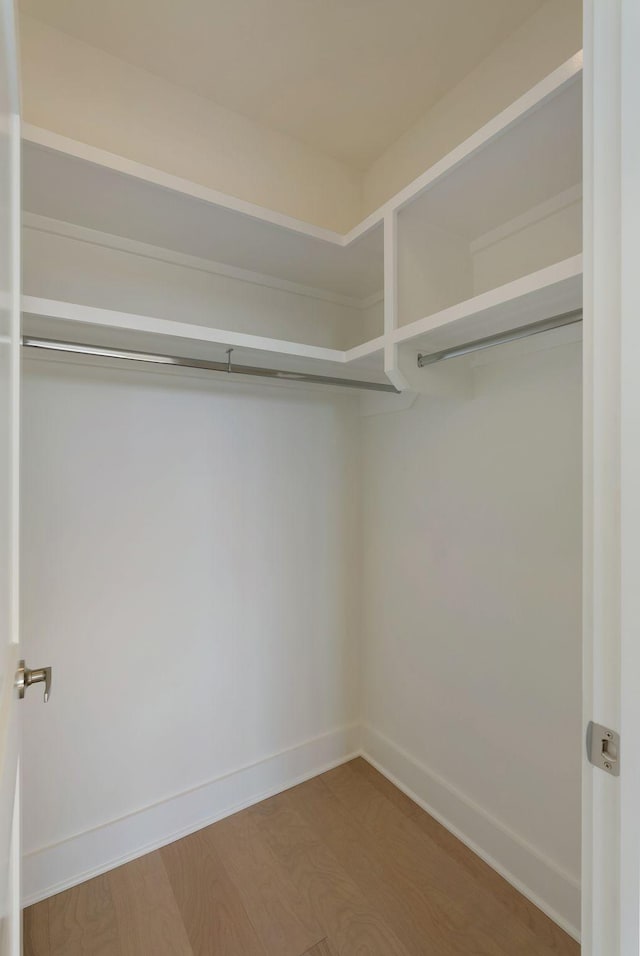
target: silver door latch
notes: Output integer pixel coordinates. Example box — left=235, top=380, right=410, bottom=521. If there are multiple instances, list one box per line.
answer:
left=587, top=721, right=619, bottom=776
left=15, top=660, right=52, bottom=702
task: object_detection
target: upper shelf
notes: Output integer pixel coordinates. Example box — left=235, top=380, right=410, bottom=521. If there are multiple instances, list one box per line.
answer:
left=21, top=53, right=582, bottom=305
left=21, top=54, right=583, bottom=389
left=379, top=53, right=582, bottom=226
left=22, top=132, right=384, bottom=303
left=398, top=74, right=581, bottom=245
left=394, top=64, right=582, bottom=330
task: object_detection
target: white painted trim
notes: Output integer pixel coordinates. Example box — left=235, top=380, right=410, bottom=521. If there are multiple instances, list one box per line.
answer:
left=619, top=6, right=640, bottom=954
left=361, top=724, right=581, bottom=941
left=22, top=213, right=378, bottom=311
left=9, top=111, right=20, bottom=648
left=469, top=184, right=583, bottom=255
left=382, top=210, right=408, bottom=391
left=582, top=4, right=640, bottom=953
left=23, top=724, right=360, bottom=906
left=10, top=769, right=20, bottom=956
left=582, top=7, right=621, bottom=954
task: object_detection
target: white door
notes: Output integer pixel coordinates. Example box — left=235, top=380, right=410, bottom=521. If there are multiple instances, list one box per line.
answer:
left=583, top=1, right=640, bottom=954
left=0, top=0, right=20, bottom=953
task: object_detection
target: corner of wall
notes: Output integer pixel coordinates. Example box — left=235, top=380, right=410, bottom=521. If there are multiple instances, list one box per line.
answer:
left=23, top=724, right=361, bottom=907
left=359, top=724, right=581, bottom=943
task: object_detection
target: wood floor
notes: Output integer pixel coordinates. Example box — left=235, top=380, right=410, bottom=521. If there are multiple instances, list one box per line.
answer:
left=24, top=758, right=579, bottom=956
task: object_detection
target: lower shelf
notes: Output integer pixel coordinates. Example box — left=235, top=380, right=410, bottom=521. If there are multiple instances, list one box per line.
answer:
left=394, top=256, right=582, bottom=356
left=21, top=256, right=582, bottom=395
left=21, top=296, right=387, bottom=387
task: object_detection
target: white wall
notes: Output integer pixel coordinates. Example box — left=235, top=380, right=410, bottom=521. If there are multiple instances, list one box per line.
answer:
left=471, top=192, right=582, bottom=296
left=360, top=334, right=582, bottom=934
left=19, top=15, right=362, bottom=233
left=397, top=216, right=474, bottom=327
left=20, top=357, right=361, bottom=901
left=363, top=0, right=582, bottom=214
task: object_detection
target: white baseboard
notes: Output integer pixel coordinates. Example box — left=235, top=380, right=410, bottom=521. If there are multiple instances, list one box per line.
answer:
left=360, top=724, right=580, bottom=942
left=23, top=724, right=360, bottom=907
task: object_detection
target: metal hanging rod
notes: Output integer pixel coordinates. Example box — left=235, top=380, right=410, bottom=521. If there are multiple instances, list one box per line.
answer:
left=21, top=336, right=399, bottom=393
left=416, top=308, right=583, bottom=368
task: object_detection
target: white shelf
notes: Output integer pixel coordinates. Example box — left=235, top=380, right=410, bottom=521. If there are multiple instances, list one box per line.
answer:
left=388, top=54, right=582, bottom=229
left=21, top=256, right=581, bottom=387
left=21, top=296, right=386, bottom=382
left=394, top=255, right=582, bottom=355
left=22, top=129, right=383, bottom=303
left=21, top=55, right=584, bottom=389
left=21, top=54, right=582, bottom=305
left=398, top=78, right=581, bottom=246
left=394, top=61, right=582, bottom=332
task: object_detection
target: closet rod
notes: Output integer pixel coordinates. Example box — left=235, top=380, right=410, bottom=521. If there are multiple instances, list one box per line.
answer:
left=416, top=308, right=583, bottom=368
left=21, top=336, right=400, bottom=393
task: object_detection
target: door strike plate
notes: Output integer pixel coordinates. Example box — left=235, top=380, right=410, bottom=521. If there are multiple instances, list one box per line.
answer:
left=587, top=721, right=620, bottom=776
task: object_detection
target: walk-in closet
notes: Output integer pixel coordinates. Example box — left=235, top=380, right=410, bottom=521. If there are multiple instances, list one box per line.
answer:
left=1, top=1, right=638, bottom=954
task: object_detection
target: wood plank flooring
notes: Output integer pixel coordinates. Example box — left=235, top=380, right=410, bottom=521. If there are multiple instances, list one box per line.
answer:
left=24, top=758, right=579, bottom=956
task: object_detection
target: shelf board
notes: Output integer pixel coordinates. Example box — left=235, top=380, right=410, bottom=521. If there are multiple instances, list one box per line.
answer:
left=22, top=129, right=383, bottom=302
left=21, top=55, right=582, bottom=304
left=21, top=56, right=583, bottom=391
left=21, top=125, right=347, bottom=245
left=397, top=72, right=581, bottom=244
left=349, top=53, right=582, bottom=240
left=20, top=254, right=581, bottom=389
left=21, top=296, right=387, bottom=383
left=394, top=255, right=582, bottom=355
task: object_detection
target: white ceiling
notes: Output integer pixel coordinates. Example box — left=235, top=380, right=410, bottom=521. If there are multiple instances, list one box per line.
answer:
left=20, top=0, right=543, bottom=169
